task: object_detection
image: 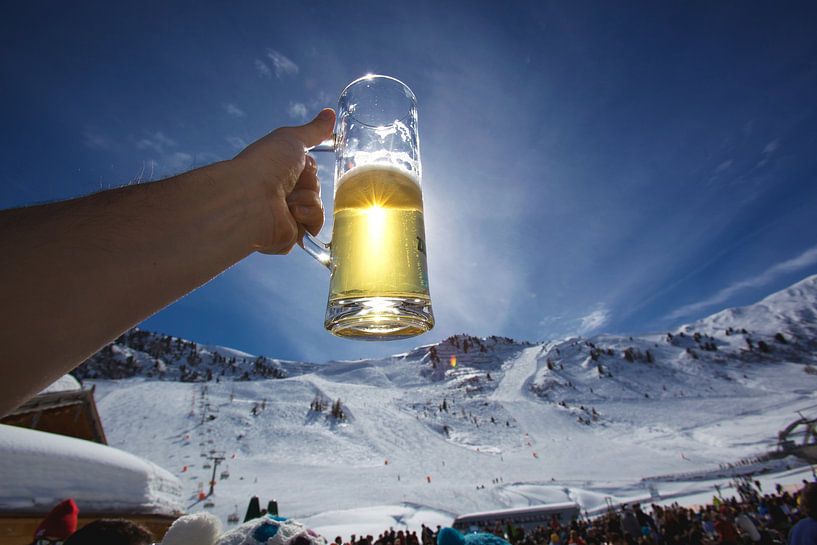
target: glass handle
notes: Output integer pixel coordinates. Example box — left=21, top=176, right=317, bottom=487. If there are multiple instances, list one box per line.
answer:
left=301, top=234, right=331, bottom=269
left=307, top=134, right=336, bottom=153
left=300, top=134, right=335, bottom=269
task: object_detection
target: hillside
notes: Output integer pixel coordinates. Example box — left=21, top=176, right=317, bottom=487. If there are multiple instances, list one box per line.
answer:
left=74, top=275, right=817, bottom=537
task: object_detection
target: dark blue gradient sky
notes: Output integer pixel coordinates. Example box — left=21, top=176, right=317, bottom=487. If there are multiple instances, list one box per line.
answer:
left=3, top=2, right=817, bottom=362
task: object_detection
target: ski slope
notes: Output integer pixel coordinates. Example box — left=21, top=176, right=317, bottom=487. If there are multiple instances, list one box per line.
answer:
left=13, top=276, right=817, bottom=540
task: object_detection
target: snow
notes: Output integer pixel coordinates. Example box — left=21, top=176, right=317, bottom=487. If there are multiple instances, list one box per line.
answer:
left=38, top=374, right=81, bottom=394
left=0, top=424, right=183, bottom=516
left=87, top=339, right=816, bottom=539
left=4, top=276, right=817, bottom=540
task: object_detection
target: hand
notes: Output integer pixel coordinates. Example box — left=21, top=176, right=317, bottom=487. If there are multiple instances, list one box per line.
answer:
left=232, top=108, right=335, bottom=254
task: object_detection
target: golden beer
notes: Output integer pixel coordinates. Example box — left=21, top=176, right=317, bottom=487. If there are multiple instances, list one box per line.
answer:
left=326, top=164, right=433, bottom=338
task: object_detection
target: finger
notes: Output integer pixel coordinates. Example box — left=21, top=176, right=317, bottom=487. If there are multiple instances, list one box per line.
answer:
left=291, top=155, right=320, bottom=194
left=258, top=203, right=299, bottom=255
left=295, top=224, right=307, bottom=248
left=290, top=204, right=324, bottom=232
left=289, top=191, right=324, bottom=236
left=286, top=108, right=336, bottom=148
left=286, top=188, right=322, bottom=209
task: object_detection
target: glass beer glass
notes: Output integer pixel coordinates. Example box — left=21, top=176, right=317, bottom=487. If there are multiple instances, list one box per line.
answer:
left=303, top=75, right=434, bottom=340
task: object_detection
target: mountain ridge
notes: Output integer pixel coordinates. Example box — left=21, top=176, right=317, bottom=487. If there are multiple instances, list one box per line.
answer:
left=75, top=274, right=817, bottom=383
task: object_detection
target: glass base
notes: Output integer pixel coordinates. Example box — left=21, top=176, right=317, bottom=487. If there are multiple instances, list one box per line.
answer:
left=325, top=296, right=434, bottom=341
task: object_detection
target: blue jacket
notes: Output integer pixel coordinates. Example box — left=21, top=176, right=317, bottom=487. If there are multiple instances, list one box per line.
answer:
left=789, top=517, right=817, bottom=545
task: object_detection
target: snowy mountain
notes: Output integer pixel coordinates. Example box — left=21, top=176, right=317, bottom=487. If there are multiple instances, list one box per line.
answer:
left=75, top=275, right=817, bottom=538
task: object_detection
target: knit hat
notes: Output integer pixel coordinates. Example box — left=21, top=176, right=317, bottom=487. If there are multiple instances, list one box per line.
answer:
left=161, top=512, right=222, bottom=545
left=437, top=527, right=511, bottom=545
left=216, top=515, right=327, bottom=545
left=34, top=499, right=79, bottom=539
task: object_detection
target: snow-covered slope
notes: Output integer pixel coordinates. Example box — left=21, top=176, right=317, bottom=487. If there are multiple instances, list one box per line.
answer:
left=20, top=276, right=817, bottom=539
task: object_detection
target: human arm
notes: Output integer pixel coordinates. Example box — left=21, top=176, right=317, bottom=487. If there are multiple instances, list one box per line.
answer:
left=0, top=109, right=335, bottom=416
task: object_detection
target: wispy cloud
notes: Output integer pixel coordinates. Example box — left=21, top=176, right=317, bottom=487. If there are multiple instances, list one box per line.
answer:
left=666, top=244, right=817, bottom=320
left=148, top=152, right=194, bottom=174
left=577, top=307, right=611, bottom=334
left=539, top=305, right=611, bottom=339
left=82, top=129, right=111, bottom=150
left=763, top=139, right=780, bottom=154
left=288, top=102, right=307, bottom=120
left=226, top=135, right=248, bottom=150
left=224, top=103, right=245, bottom=118
left=714, top=159, right=733, bottom=173
left=255, top=59, right=272, bottom=78
left=130, top=130, right=220, bottom=176
left=757, top=138, right=781, bottom=168
left=135, top=131, right=176, bottom=154
left=266, top=49, right=299, bottom=77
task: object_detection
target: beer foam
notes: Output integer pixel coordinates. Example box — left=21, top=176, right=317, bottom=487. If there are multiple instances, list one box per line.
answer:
left=335, top=163, right=421, bottom=193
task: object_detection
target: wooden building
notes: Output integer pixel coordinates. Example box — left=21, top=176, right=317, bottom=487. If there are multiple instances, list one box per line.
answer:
left=1, top=386, right=107, bottom=444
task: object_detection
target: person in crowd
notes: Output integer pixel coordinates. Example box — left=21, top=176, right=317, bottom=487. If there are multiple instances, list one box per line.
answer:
left=789, top=483, right=817, bottom=545
left=734, top=506, right=761, bottom=544
left=63, top=519, right=154, bottom=545
left=621, top=506, right=642, bottom=544
left=29, top=499, right=79, bottom=545
left=716, top=510, right=740, bottom=545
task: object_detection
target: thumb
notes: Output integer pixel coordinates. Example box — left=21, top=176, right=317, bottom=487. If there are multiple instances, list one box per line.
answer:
left=288, top=108, right=335, bottom=148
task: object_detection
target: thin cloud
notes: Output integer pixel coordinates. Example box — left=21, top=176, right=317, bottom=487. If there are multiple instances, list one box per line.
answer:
left=255, top=59, right=272, bottom=78
left=757, top=139, right=781, bottom=168
left=135, top=131, right=176, bottom=154
left=266, top=49, right=299, bottom=77
left=666, top=244, right=817, bottom=320
left=226, top=136, right=248, bottom=150
left=164, top=152, right=194, bottom=172
left=82, top=129, right=110, bottom=150
left=288, top=102, right=308, bottom=120
left=224, top=103, right=245, bottom=118
left=714, top=159, right=733, bottom=173
left=146, top=152, right=193, bottom=175
left=577, top=307, right=610, bottom=335
left=763, top=139, right=780, bottom=154
left=539, top=305, right=611, bottom=339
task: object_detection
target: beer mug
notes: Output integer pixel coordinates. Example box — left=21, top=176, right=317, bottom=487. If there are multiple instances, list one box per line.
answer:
left=303, top=75, right=434, bottom=340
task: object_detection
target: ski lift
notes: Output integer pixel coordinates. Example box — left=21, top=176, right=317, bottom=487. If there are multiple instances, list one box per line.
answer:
left=204, top=500, right=215, bottom=508
left=220, top=469, right=230, bottom=480
left=228, top=512, right=240, bottom=524
left=203, top=463, right=212, bottom=469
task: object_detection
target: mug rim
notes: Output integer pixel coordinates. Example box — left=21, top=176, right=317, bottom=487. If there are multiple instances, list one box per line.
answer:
left=340, top=73, right=417, bottom=102
left=339, top=74, right=417, bottom=127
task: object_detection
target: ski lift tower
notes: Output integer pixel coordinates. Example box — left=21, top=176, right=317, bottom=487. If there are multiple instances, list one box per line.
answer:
left=207, top=451, right=226, bottom=496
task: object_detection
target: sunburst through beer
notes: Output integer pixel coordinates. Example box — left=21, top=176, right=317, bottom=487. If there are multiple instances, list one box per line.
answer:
left=329, top=164, right=430, bottom=312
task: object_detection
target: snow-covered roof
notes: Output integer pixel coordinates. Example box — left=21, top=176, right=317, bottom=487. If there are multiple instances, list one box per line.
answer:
left=38, top=374, right=82, bottom=395
left=0, top=424, right=183, bottom=516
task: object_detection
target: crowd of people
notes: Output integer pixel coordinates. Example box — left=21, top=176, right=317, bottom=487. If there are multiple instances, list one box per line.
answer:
left=331, top=481, right=816, bottom=545
left=25, top=481, right=816, bottom=545
left=445, top=480, right=816, bottom=545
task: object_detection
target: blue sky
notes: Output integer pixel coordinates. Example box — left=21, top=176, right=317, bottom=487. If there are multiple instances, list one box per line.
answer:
left=2, top=2, right=817, bottom=362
